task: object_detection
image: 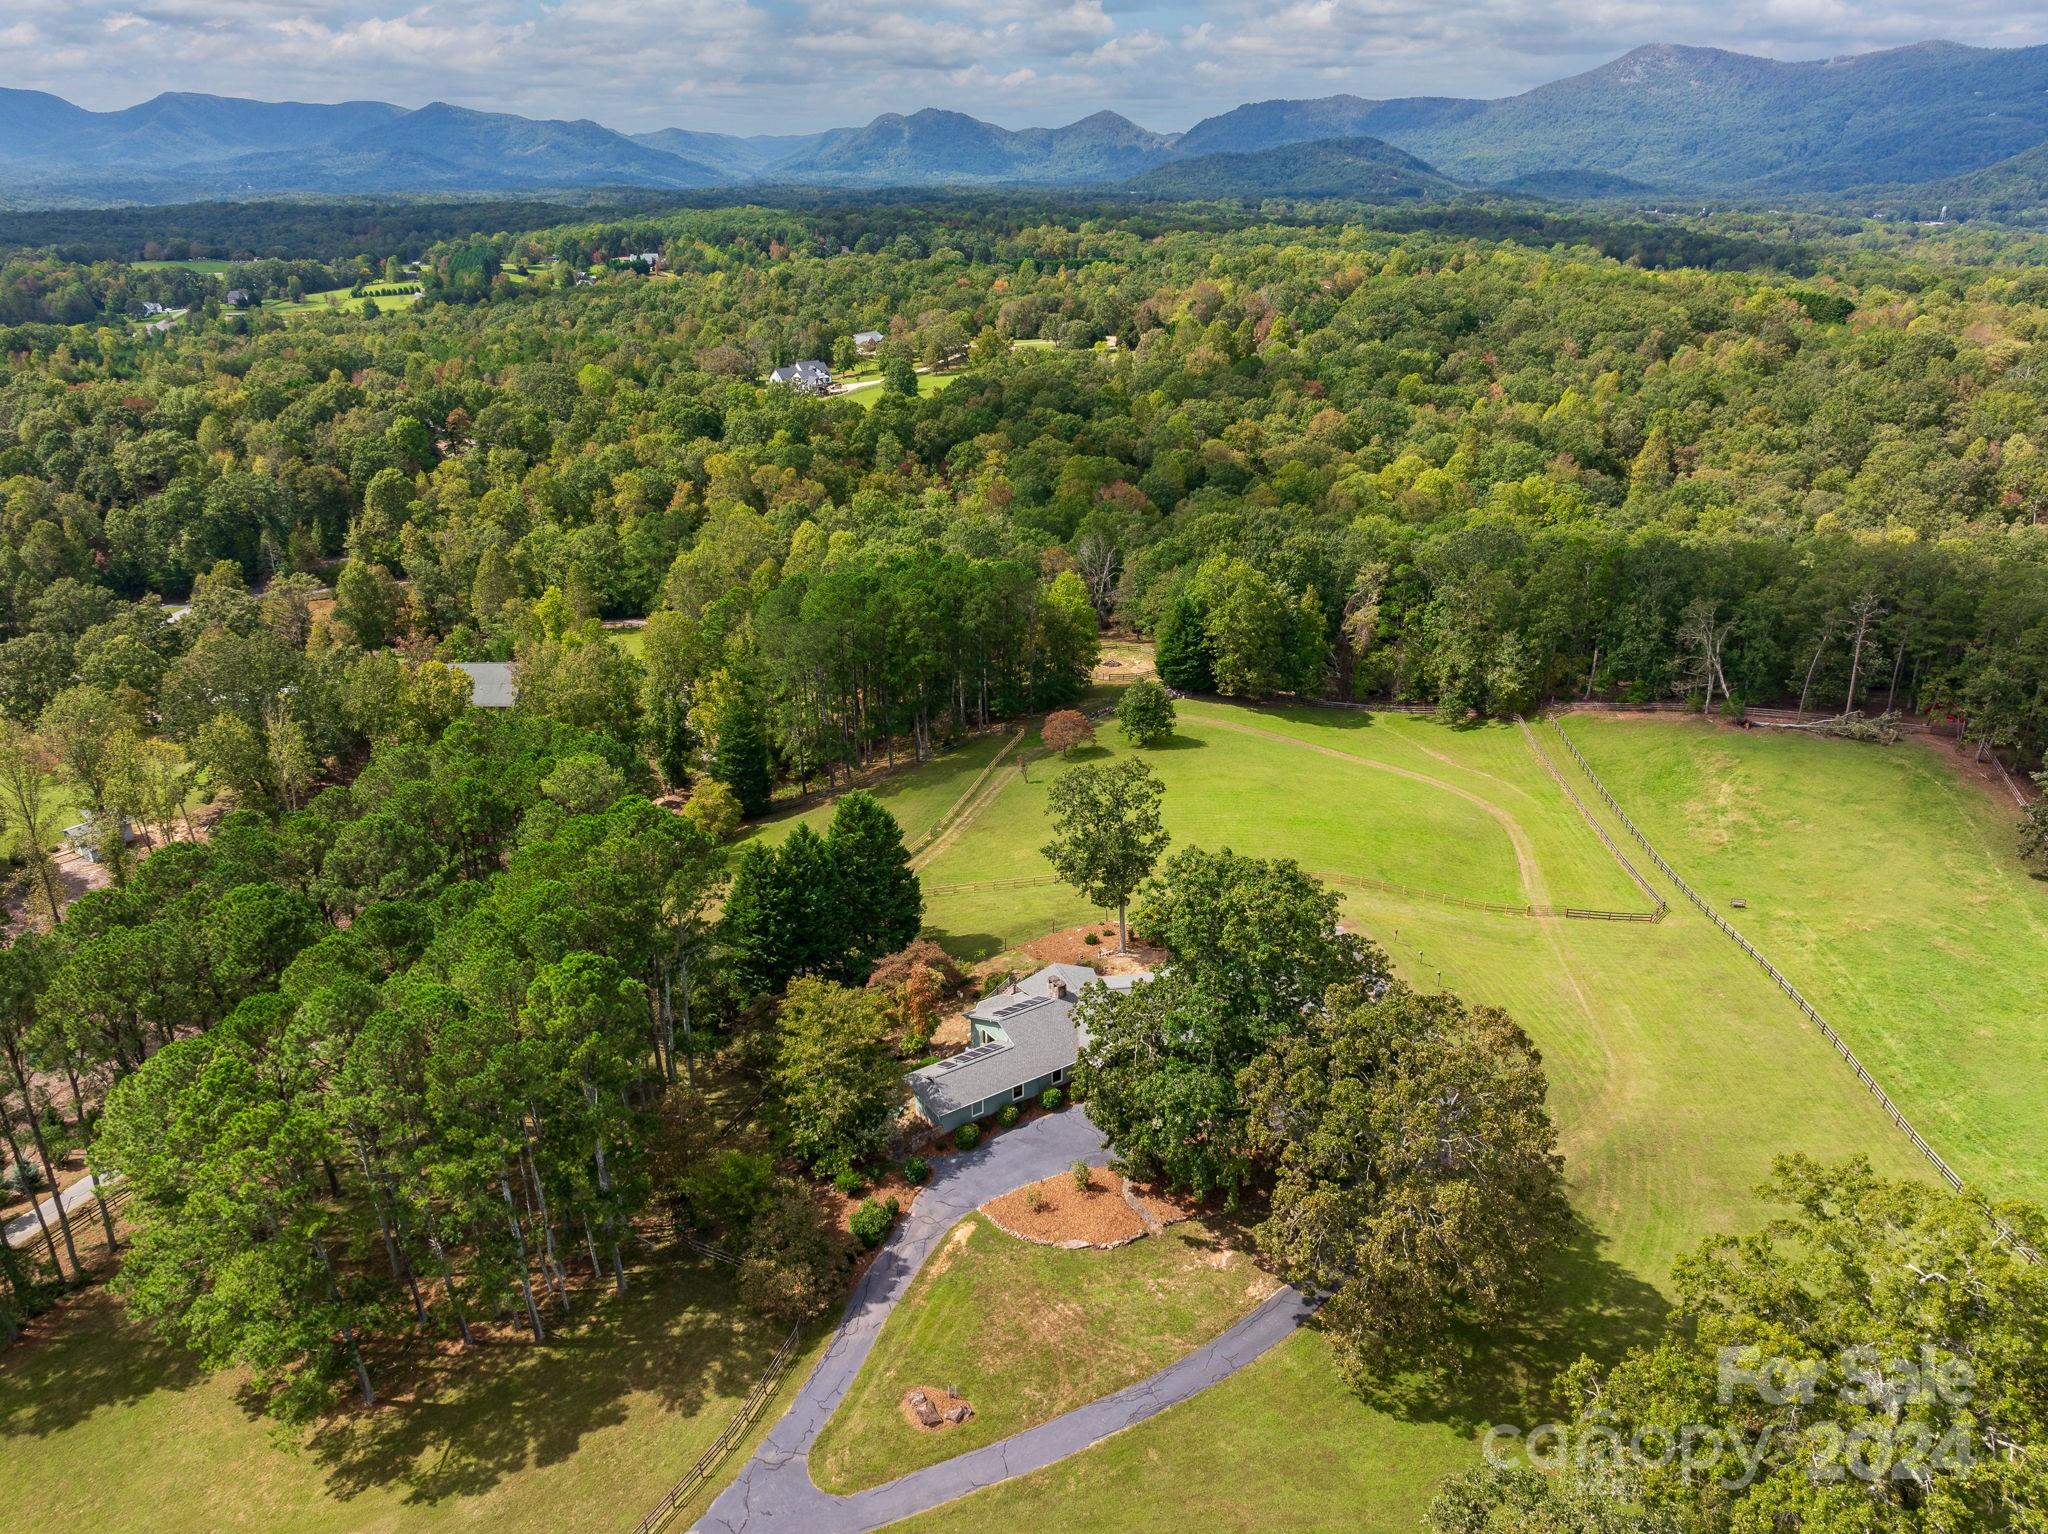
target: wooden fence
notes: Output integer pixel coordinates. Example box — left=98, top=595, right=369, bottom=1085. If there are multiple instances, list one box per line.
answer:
left=628, top=1320, right=803, bottom=1534
left=627, top=1232, right=804, bottom=1534
left=1548, top=717, right=2039, bottom=1264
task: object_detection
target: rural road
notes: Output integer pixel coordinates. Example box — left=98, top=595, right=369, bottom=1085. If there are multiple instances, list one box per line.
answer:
left=693, top=1107, right=1312, bottom=1533
left=3, top=1172, right=108, bottom=1249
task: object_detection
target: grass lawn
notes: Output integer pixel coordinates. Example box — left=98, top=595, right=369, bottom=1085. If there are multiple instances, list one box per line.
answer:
left=878, top=696, right=1970, bottom=1531
left=811, top=1213, right=1271, bottom=1493
left=746, top=727, right=1022, bottom=858
left=131, top=259, right=234, bottom=274
left=271, top=284, right=422, bottom=318
left=851, top=372, right=958, bottom=409
left=907, top=702, right=1647, bottom=959
left=0, top=1257, right=819, bottom=1534
left=1564, top=714, right=2048, bottom=1205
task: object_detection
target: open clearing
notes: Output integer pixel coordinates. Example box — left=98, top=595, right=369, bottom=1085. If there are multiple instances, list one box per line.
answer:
left=0, top=1257, right=818, bottom=1534
left=809, top=1212, right=1269, bottom=1493
left=866, top=697, right=2037, bottom=1532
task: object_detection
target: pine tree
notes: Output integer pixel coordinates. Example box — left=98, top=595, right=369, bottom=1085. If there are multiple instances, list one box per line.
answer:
left=711, top=695, right=773, bottom=818
left=825, top=791, right=923, bottom=979
left=1153, top=590, right=1213, bottom=694
left=720, top=842, right=798, bottom=998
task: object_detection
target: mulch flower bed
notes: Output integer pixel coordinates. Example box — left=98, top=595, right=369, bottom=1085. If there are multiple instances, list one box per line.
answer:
left=979, top=1166, right=1148, bottom=1248
left=1125, top=1179, right=1207, bottom=1229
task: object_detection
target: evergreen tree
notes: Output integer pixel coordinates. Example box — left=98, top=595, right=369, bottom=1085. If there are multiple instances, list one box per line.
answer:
left=720, top=825, right=845, bottom=996
left=711, top=694, right=773, bottom=818
left=1153, top=590, right=1213, bottom=694
left=824, top=790, right=923, bottom=977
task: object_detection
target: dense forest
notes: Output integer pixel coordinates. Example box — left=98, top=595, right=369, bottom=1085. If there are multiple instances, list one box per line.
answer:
left=3, top=199, right=2046, bottom=781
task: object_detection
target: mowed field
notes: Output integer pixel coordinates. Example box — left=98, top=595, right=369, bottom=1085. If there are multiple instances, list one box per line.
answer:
left=861, top=697, right=2030, bottom=1532
left=0, top=1258, right=822, bottom=1534
left=1563, top=714, right=2048, bottom=1206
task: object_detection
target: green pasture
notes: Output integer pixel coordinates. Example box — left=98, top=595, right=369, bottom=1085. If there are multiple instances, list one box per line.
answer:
left=130, top=259, right=233, bottom=274
left=748, top=728, right=1021, bottom=857
left=1563, top=714, right=2048, bottom=1206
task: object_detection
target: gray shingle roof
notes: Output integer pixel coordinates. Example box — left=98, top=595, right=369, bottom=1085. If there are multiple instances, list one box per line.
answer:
left=452, top=660, right=517, bottom=708
left=905, top=963, right=1148, bottom=1122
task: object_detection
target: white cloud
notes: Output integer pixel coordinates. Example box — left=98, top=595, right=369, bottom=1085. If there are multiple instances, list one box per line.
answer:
left=7, top=0, right=2048, bottom=134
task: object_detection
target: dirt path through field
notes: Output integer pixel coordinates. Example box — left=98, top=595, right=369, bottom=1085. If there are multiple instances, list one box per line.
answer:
left=909, top=729, right=1024, bottom=873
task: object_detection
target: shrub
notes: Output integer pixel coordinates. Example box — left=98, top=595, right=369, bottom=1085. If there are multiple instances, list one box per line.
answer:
left=1071, top=1158, right=1091, bottom=1192
left=1082, top=931, right=1099, bottom=945
left=954, top=1121, right=981, bottom=1151
left=997, top=1103, right=1019, bottom=1128
left=3, top=1158, right=46, bottom=1195
left=739, top=1186, right=845, bottom=1326
left=1040, top=1086, right=1064, bottom=1111
left=833, top=1167, right=866, bottom=1197
left=850, top=1195, right=899, bottom=1249
left=676, top=1148, right=774, bottom=1232
left=902, top=1154, right=930, bottom=1184
left=1024, top=1186, right=1046, bottom=1213
left=1116, top=677, right=1177, bottom=747
left=683, top=778, right=742, bottom=842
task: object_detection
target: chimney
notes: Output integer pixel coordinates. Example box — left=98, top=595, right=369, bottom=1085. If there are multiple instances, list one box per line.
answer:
left=1048, top=975, right=1068, bottom=1001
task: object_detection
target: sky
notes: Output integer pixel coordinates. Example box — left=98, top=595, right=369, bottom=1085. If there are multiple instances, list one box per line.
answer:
left=9, top=0, right=2048, bottom=136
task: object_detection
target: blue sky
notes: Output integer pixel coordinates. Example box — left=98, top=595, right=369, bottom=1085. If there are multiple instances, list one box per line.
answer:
left=9, top=0, right=2047, bottom=136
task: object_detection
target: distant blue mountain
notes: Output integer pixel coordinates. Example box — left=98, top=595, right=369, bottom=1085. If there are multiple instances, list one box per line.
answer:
left=7, top=41, right=2048, bottom=208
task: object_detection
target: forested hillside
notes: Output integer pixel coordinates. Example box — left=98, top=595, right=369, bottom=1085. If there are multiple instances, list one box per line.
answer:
left=2, top=198, right=2047, bottom=821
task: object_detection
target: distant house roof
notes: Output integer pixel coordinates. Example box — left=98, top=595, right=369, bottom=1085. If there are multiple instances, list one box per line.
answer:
left=453, top=660, right=517, bottom=709
left=768, top=359, right=831, bottom=389
left=224, top=289, right=250, bottom=305
left=853, top=330, right=885, bottom=346
left=905, top=963, right=1149, bottom=1123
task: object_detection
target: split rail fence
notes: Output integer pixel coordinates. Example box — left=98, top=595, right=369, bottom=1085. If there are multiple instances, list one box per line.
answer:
left=627, top=1230, right=804, bottom=1534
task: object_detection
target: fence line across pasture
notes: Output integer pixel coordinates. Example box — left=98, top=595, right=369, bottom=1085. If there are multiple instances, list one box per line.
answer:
left=1547, top=716, right=2038, bottom=1265
left=1517, top=718, right=1669, bottom=920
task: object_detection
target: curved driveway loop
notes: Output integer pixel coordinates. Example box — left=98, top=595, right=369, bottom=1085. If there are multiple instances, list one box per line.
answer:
left=694, top=1108, right=1311, bottom=1533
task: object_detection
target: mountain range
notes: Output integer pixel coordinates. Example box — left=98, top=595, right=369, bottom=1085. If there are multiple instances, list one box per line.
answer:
left=6, top=41, right=2048, bottom=211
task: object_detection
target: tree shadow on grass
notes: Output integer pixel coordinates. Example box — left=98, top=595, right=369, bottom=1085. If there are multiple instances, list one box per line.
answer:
left=931, top=932, right=1007, bottom=964
left=1139, top=734, right=1207, bottom=752
left=301, top=1255, right=781, bottom=1508
left=1313, top=1214, right=1671, bottom=1435
left=0, top=1288, right=207, bottom=1442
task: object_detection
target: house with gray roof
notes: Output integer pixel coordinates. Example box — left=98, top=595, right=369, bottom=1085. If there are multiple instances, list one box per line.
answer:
left=768, top=359, right=832, bottom=394
left=853, top=330, right=885, bottom=353
left=452, top=660, right=517, bottom=709
left=905, top=963, right=1149, bottom=1134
